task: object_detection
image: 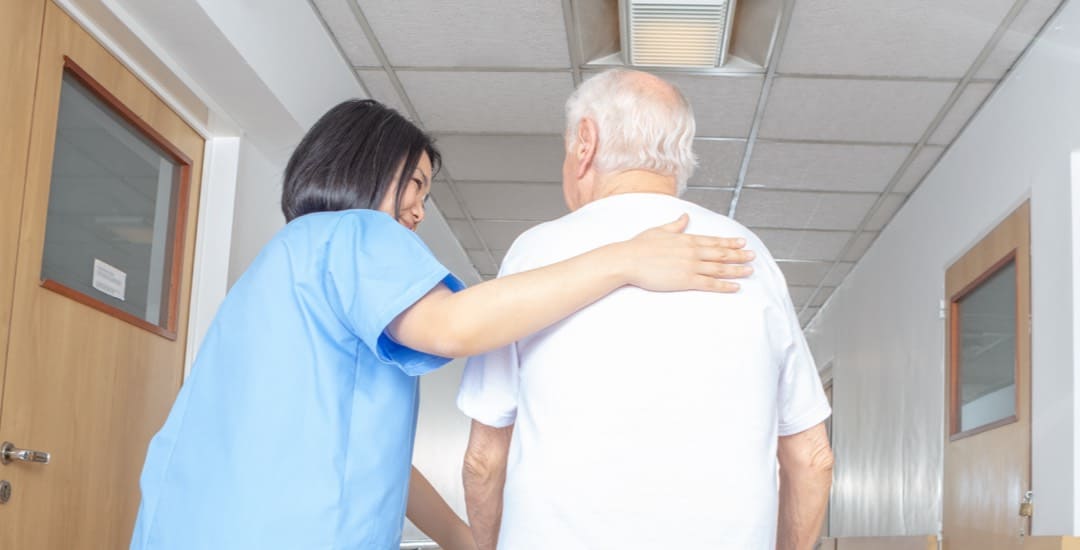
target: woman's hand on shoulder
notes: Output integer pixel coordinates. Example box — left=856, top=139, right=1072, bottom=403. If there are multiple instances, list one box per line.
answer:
left=612, top=213, right=755, bottom=293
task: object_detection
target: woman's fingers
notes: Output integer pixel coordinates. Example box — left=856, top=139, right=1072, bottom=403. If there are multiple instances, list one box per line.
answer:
left=692, top=275, right=741, bottom=293
left=696, top=245, right=756, bottom=264
left=693, top=234, right=747, bottom=251
left=697, top=259, right=753, bottom=279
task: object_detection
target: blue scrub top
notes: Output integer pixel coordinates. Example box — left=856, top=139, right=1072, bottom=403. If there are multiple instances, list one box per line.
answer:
left=131, top=210, right=464, bottom=550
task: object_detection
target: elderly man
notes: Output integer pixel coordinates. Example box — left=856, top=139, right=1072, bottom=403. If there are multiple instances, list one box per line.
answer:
left=457, top=69, right=834, bottom=550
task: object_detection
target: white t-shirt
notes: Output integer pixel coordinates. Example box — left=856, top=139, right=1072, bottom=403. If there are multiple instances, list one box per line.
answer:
left=457, top=193, right=831, bottom=550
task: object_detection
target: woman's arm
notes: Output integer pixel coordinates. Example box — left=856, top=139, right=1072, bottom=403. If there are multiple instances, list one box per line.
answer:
left=407, top=466, right=477, bottom=550
left=390, top=214, right=753, bottom=358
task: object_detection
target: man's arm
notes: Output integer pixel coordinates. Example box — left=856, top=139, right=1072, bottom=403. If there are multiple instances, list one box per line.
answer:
left=462, top=420, right=514, bottom=550
left=407, top=466, right=477, bottom=550
left=776, top=422, right=834, bottom=550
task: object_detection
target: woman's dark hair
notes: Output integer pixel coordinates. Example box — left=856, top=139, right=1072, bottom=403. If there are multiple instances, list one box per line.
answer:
left=281, top=99, right=440, bottom=222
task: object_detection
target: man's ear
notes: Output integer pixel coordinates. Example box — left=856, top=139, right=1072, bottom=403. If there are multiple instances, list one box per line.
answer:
left=575, top=118, right=599, bottom=179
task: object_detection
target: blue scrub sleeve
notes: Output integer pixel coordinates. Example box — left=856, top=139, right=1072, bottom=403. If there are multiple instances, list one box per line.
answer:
left=326, top=211, right=465, bottom=376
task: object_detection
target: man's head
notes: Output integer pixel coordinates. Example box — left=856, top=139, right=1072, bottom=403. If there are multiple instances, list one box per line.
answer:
left=561, top=69, right=697, bottom=211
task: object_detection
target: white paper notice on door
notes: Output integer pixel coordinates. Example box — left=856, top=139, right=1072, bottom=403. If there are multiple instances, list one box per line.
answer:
left=92, top=258, right=126, bottom=301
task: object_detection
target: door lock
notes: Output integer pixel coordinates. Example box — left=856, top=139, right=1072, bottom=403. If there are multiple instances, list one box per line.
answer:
left=0, top=441, right=50, bottom=465
left=1019, top=490, right=1034, bottom=518
left=0, top=480, right=10, bottom=504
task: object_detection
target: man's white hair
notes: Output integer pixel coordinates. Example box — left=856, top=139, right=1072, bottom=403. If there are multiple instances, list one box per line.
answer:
left=564, top=69, right=697, bottom=194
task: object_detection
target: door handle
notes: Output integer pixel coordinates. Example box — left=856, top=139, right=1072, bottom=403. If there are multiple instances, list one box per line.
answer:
left=1, top=441, right=50, bottom=465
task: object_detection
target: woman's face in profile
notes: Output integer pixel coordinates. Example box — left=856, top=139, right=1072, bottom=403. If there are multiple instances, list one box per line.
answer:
left=379, top=152, right=432, bottom=232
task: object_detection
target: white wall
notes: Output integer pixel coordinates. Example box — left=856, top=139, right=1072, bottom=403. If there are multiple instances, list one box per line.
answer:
left=227, top=140, right=287, bottom=286
left=806, top=1, right=1079, bottom=536
left=1073, top=151, right=1080, bottom=531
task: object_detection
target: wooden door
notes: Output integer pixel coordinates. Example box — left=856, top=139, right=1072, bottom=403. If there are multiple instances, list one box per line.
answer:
left=943, top=202, right=1031, bottom=550
left=0, top=0, right=47, bottom=413
left=0, top=2, right=203, bottom=548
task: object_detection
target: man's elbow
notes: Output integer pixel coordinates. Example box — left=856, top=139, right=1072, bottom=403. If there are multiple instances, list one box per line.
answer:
left=463, top=448, right=495, bottom=483
left=809, top=444, right=834, bottom=482
left=779, top=424, right=834, bottom=481
left=463, top=444, right=506, bottom=487
left=462, top=422, right=512, bottom=488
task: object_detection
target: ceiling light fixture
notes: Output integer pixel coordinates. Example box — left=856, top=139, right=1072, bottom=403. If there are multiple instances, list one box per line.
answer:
left=620, top=0, right=737, bottom=68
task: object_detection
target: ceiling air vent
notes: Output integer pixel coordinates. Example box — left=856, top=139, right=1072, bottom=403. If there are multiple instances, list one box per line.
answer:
left=621, top=0, right=737, bottom=68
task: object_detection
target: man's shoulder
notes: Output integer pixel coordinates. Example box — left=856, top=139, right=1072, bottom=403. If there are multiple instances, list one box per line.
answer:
left=500, top=195, right=778, bottom=273
left=498, top=216, right=581, bottom=275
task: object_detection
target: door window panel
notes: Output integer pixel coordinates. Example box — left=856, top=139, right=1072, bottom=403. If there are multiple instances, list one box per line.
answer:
left=41, top=68, right=184, bottom=334
left=955, top=260, right=1018, bottom=433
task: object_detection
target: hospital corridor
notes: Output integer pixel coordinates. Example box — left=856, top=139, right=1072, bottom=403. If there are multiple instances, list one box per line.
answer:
left=0, top=0, right=1079, bottom=548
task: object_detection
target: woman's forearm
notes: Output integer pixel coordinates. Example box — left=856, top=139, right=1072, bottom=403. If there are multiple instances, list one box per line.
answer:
left=407, top=467, right=476, bottom=550
left=392, top=242, right=627, bottom=358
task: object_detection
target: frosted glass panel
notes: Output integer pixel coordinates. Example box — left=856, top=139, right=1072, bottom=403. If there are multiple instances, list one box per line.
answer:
left=41, top=72, right=180, bottom=328
left=957, top=261, right=1017, bottom=432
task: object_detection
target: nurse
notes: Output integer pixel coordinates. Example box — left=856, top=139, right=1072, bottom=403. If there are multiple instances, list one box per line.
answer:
left=130, top=99, right=753, bottom=550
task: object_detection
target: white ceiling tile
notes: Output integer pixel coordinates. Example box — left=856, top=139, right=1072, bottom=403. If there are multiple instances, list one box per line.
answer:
left=866, top=193, right=908, bottom=231
left=929, top=82, right=996, bottom=145
left=745, top=142, right=911, bottom=192
left=357, top=70, right=410, bottom=116
left=799, top=307, right=821, bottom=326
left=759, top=78, right=956, bottom=143
left=977, top=0, right=1063, bottom=79
left=735, top=189, right=877, bottom=231
left=842, top=231, right=879, bottom=262
left=474, top=220, right=543, bottom=250
left=690, top=140, right=745, bottom=187
left=778, top=260, right=854, bottom=288
left=400, top=71, right=574, bottom=133
left=824, top=262, right=854, bottom=286
left=312, top=0, right=381, bottom=66
left=358, top=0, right=570, bottom=68
left=752, top=229, right=854, bottom=261
left=430, top=181, right=464, bottom=219
left=455, top=182, right=567, bottom=221
left=683, top=188, right=734, bottom=213
left=435, top=135, right=565, bottom=182
left=661, top=74, right=764, bottom=137
left=777, top=261, right=830, bottom=286
left=466, top=250, right=499, bottom=276
left=893, top=146, right=945, bottom=194
left=448, top=219, right=482, bottom=249
left=779, top=0, right=1015, bottom=78
left=789, top=286, right=836, bottom=308
left=788, top=286, right=816, bottom=307
left=815, top=287, right=837, bottom=307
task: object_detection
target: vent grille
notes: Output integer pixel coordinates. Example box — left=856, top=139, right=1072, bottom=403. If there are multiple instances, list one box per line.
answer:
left=627, top=1, right=734, bottom=68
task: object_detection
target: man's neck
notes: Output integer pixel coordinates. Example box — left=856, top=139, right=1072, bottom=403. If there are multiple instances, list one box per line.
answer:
left=590, top=170, right=678, bottom=202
